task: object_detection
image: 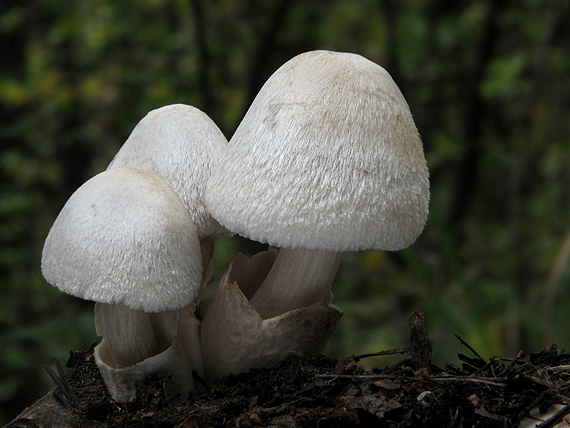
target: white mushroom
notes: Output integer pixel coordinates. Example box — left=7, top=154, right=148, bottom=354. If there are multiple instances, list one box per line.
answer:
left=41, top=167, right=202, bottom=401
left=206, top=50, right=430, bottom=320
left=106, top=104, right=229, bottom=384
left=108, top=104, right=229, bottom=291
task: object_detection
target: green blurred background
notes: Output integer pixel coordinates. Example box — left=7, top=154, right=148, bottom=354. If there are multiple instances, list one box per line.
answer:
left=1, top=0, right=569, bottom=424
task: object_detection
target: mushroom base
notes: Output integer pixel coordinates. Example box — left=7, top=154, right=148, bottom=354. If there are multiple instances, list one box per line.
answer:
left=200, top=250, right=343, bottom=381
left=95, top=335, right=194, bottom=403
left=94, top=303, right=202, bottom=402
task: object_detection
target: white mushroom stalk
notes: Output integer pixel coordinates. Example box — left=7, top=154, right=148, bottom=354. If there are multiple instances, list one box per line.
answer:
left=41, top=167, right=202, bottom=402
left=206, top=50, right=430, bottom=322
left=94, top=302, right=199, bottom=402
left=94, top=304, right=178, bottom=369
left=249, top=249, right=342, bottom=319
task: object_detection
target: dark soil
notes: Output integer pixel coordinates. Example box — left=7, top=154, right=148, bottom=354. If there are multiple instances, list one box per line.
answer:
left=7, top=312, right=570, bottom=428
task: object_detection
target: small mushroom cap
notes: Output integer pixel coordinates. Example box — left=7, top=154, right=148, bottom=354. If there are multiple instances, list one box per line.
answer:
left=206, top=50, right=429, bottom=252
left=108, top=104, right=228, bottom=239
left=41, top=167, right=202, bottom=312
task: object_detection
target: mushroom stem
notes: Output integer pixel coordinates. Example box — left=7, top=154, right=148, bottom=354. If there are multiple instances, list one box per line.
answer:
left=94, top=302, right=201, bottom=402
left=248, top=248, right=342, bottom=319
left=95, top=303, right=177, bottom=368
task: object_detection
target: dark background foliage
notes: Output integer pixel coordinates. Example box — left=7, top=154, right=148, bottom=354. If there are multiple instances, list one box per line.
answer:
left=1, top=0, right=569, bottom=424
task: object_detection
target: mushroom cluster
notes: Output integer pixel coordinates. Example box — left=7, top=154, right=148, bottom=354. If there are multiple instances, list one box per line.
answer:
left=41, top=50, right=429, bottom=401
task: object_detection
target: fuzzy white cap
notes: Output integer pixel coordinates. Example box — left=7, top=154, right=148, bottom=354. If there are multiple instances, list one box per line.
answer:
left=206, top=50, right=429, bottom=252
left=109, top=104, right=228, bottom=239
left=41, top=167, right=202, bottom=312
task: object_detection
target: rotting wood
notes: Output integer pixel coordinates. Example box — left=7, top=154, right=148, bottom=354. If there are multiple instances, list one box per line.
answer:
left=7, top=311, right=570, bottom=428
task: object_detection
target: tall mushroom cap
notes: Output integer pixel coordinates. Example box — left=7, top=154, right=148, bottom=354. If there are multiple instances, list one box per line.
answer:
left=108, top=104, right=228, bottom=239
left=206, top=50, right=429, bottom=252
left=41, top=167, right=202, bottom=312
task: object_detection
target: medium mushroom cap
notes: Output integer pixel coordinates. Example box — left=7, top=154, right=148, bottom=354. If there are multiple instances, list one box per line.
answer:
left=206, top=50, right=429, bottom=252
left=41, top=167, right=202, bottom=312
left=108, top=104, right=228, bottom=239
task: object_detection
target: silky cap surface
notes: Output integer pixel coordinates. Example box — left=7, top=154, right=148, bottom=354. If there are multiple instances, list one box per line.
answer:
left=206, top=50, right=429, bottom=252
left=42, top=167, right=202, bottom=312
left=109, top=104, right=228, bottom=238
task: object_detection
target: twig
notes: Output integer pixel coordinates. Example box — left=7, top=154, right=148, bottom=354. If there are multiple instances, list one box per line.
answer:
left=408, top=310, right=432, bottom=374
left=315, top=374, right=508, bottom=388
left=473, top=357, right=499, bottom=376
left=352, top=348, right=409, bottom=362
left=454, top=333, right=485, bottom=361
left=542, top=365, right=570, bottom=374
left=44, top=357, right=76, bottom=407
left=429, top=376, right=508, bottom=387
left=498, top=350, right=525, bottom=377
left=459, top=353, right=487, bottom=371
